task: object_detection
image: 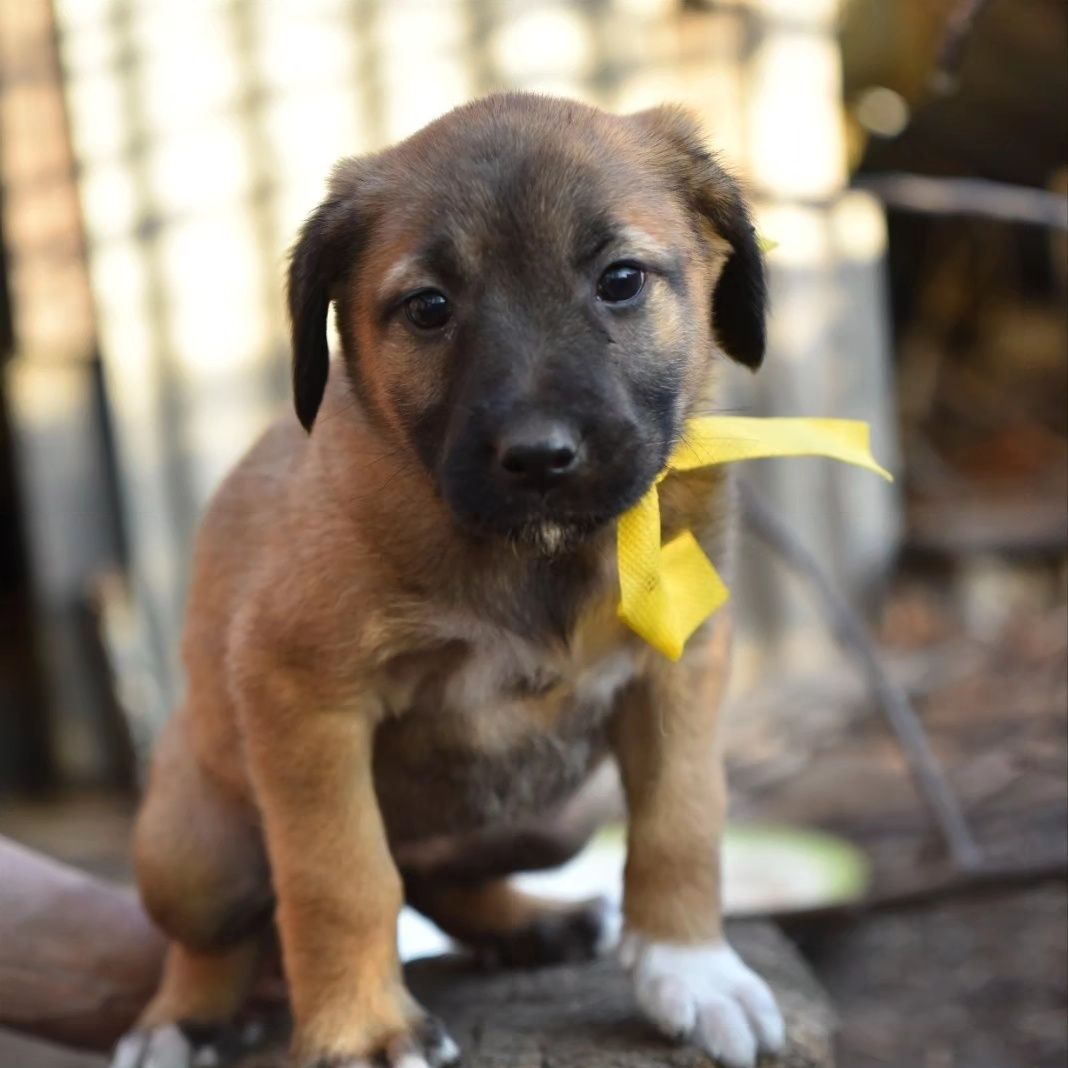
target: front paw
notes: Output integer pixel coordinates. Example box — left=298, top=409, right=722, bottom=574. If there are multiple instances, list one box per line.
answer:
left=621, top=933, right=785, bottom=1068
left=305, top=1014, right=460, bottom=1068
left=111, top=1018, right=278, bottom=1068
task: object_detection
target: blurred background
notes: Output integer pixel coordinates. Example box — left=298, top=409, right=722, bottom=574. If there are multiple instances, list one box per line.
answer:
left=0, top=1, right=1064, bottom=1066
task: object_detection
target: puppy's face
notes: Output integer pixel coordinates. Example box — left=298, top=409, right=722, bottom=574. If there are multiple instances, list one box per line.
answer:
left=289, top=96, right=766, bottom=549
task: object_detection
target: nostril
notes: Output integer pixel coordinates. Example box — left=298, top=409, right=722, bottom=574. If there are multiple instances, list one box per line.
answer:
left=496, top=420, right=582, bottom=484
left=499, top=443, right=573, bottom=476
left=547, top=445, right=577, bottom=472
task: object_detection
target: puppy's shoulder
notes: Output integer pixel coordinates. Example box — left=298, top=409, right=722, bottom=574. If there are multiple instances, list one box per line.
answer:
left=189, top=415, right=367, bottom=663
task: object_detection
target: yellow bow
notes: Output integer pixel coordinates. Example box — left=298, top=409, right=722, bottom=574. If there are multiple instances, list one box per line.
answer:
left=617, top=417, right=893, bottom=660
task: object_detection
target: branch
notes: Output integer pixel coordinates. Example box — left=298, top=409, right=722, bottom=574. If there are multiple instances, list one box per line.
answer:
left=855, top=173, right=1068, bottom=231
left=738, top=479, right=984, bottom=873
left=931, top=0, right=994, bottom=91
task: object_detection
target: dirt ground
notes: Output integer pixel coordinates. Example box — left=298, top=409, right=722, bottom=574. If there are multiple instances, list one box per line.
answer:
left=811, top=884, right=1065, bottom=1068
left=726, top=569, right=1067, bottom=1068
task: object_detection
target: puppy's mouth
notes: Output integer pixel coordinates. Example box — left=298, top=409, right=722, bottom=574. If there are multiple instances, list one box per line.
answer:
left=502, top=507, right=627, bottom=555
left=435, top=411, right=676, bottom=554
left=441, top=464, right=665, bottom=557
left=461, top=511, right=613, bottom=558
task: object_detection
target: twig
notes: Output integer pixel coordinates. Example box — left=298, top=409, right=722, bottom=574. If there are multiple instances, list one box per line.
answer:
left=776, top=855, right=1067, bottom=931
left=931, top=0, right=994, bottom=92
left=738, top=479, right=985, bottom=873
left=855, top=173, right=1068, bottom=231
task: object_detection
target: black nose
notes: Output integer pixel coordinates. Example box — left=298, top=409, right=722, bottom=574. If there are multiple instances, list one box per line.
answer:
left=496, top=417, right=582, bottom=490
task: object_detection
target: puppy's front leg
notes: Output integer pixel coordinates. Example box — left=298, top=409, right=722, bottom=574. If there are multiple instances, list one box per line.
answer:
left=240, top=689, right=457, bottom=1068
left=612, top=617, right=784, bottom=1068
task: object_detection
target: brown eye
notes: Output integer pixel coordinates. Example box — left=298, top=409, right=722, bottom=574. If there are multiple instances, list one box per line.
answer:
left=596, top=262, right=645, bottom=304
left=404, top=289, right=451, bottom=330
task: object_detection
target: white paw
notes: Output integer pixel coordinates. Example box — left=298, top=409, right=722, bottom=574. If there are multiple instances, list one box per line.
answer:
left=111, top=1026, right=209, bottom=1068
left=620, top=934, right=785, bottom=1068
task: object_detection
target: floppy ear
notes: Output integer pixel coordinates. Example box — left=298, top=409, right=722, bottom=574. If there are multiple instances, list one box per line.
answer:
left=287, top=158, right=371, bottom=430
left=702, top=176, right=767, bottom=370
left=631, top=106, right=767, bottom=369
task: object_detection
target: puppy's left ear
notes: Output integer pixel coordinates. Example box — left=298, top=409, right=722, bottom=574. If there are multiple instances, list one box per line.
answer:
left=631, top=106, right=767, bottom=369
left=287, top=157, right=374, bottom=431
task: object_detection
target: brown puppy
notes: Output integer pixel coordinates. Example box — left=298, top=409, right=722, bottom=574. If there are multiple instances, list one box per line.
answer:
left=113, top=94, right=783, bottom=1068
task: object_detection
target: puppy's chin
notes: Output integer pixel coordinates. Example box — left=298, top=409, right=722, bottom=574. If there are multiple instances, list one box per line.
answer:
left=454, top=510, right=609, bottom=558
left=506, top=518, right=599, bottom=557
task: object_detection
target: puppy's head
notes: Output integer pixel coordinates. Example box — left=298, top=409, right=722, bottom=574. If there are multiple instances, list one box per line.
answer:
left=288, top=94, right=766, bottom=549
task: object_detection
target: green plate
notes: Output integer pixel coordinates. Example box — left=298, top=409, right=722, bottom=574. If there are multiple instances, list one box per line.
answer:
left=723, top=824, right=870, bottom=915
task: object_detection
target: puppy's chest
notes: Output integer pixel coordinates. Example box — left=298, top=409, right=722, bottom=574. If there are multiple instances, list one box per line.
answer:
left=384, top=627, right=636, bottom=747
left=451, top=634, right=633, bottom=727
left=373, top=620, right=638, bottom=837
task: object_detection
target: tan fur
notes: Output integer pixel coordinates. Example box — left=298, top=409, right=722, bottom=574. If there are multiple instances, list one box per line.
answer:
left=139, top=943, right=262, bottom=1030
left=406, top=878, right=593, bottom=946
left=613, top=613, right=733, bottom=943
left=130, top=95, right=760, bottom=1065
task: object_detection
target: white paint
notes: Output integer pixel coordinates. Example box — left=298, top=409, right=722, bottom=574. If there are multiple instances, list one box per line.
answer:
left=620, top=934, right=785, bottom=1068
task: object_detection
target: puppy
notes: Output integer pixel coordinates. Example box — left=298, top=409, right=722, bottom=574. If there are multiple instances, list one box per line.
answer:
left=114, top=94, right=784, bottom=1068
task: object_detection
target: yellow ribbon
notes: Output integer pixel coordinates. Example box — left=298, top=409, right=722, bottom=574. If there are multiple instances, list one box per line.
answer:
left=617, top=416, right=893, bottom=660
